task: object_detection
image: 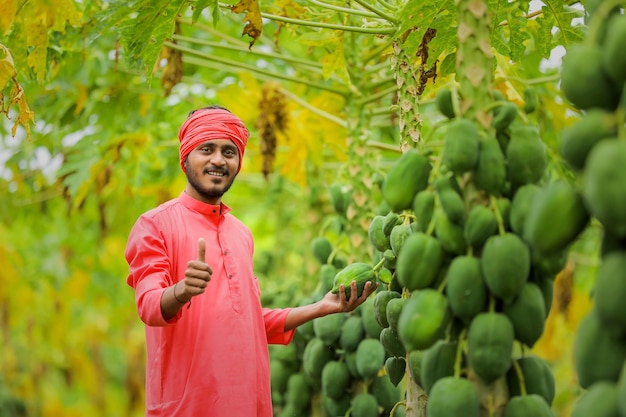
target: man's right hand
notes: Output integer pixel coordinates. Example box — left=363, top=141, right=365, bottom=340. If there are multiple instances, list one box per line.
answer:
left=179, top=238, right=213, bottom=300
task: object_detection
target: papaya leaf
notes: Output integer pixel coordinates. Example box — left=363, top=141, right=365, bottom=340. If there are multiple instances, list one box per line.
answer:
left=0, top=44, right=17, bottom=91
left=0, top=0, right=18, bottom=36
left=230, top=0, right=263, bottom=48
left=106, top=0, right=187, bottom=74
left=192, top=0, right=220, bottom=25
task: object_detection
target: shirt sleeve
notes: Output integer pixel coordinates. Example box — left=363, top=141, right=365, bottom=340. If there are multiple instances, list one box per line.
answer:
left=262, top=308, right=295, bottom=345
left=125, top=215, right=181, bottom=327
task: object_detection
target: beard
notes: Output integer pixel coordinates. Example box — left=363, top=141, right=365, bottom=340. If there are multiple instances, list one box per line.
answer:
left=185, top=160, right=236, bottom=201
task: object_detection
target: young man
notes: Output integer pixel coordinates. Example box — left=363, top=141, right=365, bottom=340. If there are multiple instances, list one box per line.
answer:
left=124, top=106, right=377, bottom=416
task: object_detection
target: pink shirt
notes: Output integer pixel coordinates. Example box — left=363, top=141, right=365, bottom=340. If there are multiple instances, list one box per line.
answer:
left=125, top=191, right=294, bottom=417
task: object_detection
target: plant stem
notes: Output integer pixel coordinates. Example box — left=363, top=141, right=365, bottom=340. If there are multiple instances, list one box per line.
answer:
left=260, top=12, right=397, bottom=35
left=350, top=0, right=400, bottom=24
left=171, top=34, right=323, bottom=69
left=169, top=43, right=350, bottom=97
left=278, top=88, right=348, bottom=127
left=308, top=0, right=381, bottom=19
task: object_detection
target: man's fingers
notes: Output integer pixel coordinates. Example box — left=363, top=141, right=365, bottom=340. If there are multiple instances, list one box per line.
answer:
left=198, top=238, right=206, bottom=263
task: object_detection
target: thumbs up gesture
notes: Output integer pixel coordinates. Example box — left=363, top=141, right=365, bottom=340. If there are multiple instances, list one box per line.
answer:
left=180, top=238, right=213, bottom=299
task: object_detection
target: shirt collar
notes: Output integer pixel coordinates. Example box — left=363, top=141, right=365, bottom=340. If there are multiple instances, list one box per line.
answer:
left=179, top=191, right=231, bottom=218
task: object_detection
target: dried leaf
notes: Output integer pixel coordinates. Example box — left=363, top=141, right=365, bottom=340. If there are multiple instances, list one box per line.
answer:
left=230, top=0, right=263, bottom=48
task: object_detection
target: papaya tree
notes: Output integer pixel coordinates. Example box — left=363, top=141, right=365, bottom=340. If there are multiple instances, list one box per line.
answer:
left=0, top=0, right=610, bottom=416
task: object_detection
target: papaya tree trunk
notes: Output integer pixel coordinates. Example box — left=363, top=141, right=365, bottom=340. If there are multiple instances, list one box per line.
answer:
left=454, top=0, right=508, bottom=415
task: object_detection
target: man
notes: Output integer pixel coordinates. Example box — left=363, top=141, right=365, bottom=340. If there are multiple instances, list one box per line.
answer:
left=124, top=106, right=377, bottom=416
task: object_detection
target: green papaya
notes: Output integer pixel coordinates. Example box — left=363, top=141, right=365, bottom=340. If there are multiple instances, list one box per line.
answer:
left=426, top=377, right=480, bottom=417
left=339, top=315, right=365, bottom=352
left=285, top=373, right=311, bottom=410
left=493, top=102, right=518, bottom=132
left=481, top=233, right=530, bottom=304
left=560, top=44, right=620, bottom=111
left=524, top=180, right=590, bottom=255
left=474, top=135, right=507, bottom=195
left=408, top=350, right=423, bottom=385
left=510, top=184, right=541, bottom=235
left=318, top=264, right=337, bottom=293
left=396, top=232, right=445, bottom=291
left=583, top=140, right=626, bottom=238
left=302, top=337, right=333, bottom=380
left=503, top=394, right=554, bottom=417
left=371, top=374, right=403, bottom=412
left=311, top=236, right=333, bottom=265
left=359, top=296, right=383, bottom=339
left=413, top=190, right=435, bottom=232
left=390, top=223, right=413, bottom=256
left=313, top=313, right=345, bottom=346
left=350, top=393, right=379, bottom=417
left=321, top=360, right=351, bottom=400
left=374, top=290, right=401, bottom=328
left=398, top=289, right=450, bottom=351
left=384, top=356, right=406, bottom=386
left=435, top=88, right=455, bottom=119
left=382, top=149, right=432, bottom=212
left=270, top=360, right=291, bottom=395
left=383, top=211, right=403, bottom=238
left=355, top=338, right=386, bottom=380
left=435, top=176, right=466, bottom=224
left=378, top=265, right=393, bottom=284
left=523, top=87, right=539, bottom=114
left=559, top=109, right=617, bottom=171
left=368, top=215, right=390, bottom=252
left=380, top=327, right=406, bottom=358
left=601, top=14, right=626, bottom=87
left=322, top=395, right=350, bottom=417
left=594, top=252, right=626, bottom=334
left=506, top=355, right=555, bottom=405
left=506, top=124, right=547, bottom=188
left=329, top=182, right=349, bottom=217
left=386, top=297, right=406, bottom=332
left=574, top=310, right=626, bottom=388
left=434, top=209, right=467, bottom=255
left=446, top=256, right=487, bottom=323
left=467, top=312, right=515, bottom=384
left=443, top=118, right=481, bottom=175
left=502, top=282, right=546, bottom=347
left=571, top=381, right=620, bottom=417
left=331, top=262, right=375, bottom=300
left=464, top=204, right=498, bottom=248
left=420, top=340, right=458, bottom=395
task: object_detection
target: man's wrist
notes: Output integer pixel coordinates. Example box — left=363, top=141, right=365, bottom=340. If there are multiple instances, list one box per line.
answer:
left=173, top=282, right=190, bottom=304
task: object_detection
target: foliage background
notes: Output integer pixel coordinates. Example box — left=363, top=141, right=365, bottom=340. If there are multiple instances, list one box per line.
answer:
left=0, top=0, right=601, bottom=415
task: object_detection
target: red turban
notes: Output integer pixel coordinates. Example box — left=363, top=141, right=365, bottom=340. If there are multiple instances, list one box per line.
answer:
left=178, top=108, right=249, bottom=173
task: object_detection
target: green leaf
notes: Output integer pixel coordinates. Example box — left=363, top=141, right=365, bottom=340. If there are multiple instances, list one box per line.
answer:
left=192, top=0, right=219, bottom=24
left=103, top=0, right=188, bottom=74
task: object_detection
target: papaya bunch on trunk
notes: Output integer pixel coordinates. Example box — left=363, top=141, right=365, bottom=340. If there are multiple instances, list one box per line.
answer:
left=555, top=5, right=626, bottom=417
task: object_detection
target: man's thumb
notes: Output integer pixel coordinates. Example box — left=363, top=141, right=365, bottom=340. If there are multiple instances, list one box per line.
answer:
left=197, top=238, right=206, bottom=262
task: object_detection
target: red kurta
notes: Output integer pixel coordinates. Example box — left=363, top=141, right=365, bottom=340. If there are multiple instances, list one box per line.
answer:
left=125, top=191, right=294, bottom=416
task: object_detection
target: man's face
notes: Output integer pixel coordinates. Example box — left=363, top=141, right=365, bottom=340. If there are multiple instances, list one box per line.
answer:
left=184, top=139, right=240, bottom=204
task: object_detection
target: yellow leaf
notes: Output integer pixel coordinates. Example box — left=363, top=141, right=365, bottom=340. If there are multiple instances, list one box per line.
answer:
left=25, top=17, right=49, bottom=82
left=0, top=44, right=17, bottom=91
left=230, top=0, right=263, bottom=47
left=321, top=36, right=350, bottom=84
left=0, top=0, right=18, bottom=36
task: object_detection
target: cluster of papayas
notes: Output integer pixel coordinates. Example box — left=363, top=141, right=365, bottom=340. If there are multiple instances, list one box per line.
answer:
left=270, top=229, right=404, bottom=417
left=558, top=7, right=626, bottom=417
left=366, top=85, right=568, bottom=416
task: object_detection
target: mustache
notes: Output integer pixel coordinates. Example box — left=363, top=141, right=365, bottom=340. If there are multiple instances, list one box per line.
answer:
left=203, top=166, right=229, bottom=175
